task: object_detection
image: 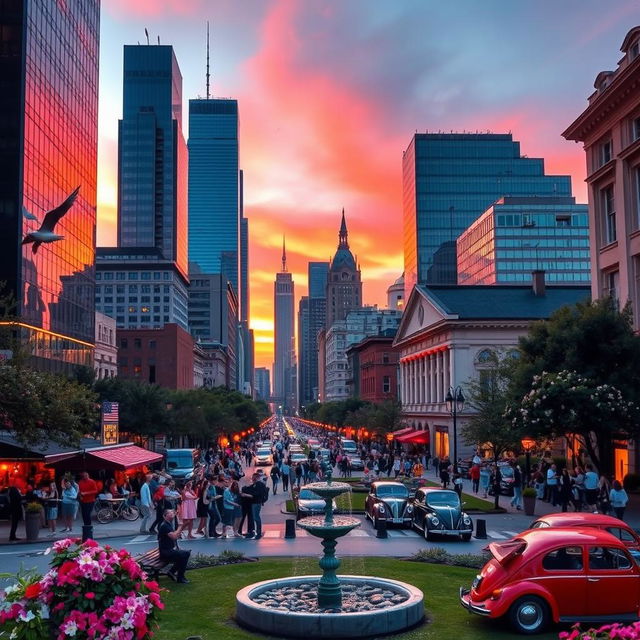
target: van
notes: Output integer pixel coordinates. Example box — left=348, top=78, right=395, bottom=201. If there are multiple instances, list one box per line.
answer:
left=341, top=438, right=357, bottom=453
left=164, top=449, right=198, bottom=483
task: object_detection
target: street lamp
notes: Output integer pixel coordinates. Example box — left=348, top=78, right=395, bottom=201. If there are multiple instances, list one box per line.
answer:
left=521, top=436, right=536, bottom=485
left=445, top=386, right=465, bottom=472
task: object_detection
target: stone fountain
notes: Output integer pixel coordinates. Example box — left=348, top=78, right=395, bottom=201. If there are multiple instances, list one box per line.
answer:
left=236, top=461, right=424, bottom=638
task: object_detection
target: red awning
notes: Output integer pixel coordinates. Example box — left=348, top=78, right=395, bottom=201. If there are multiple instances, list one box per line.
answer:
left=396, top=429, right=430, bottom=445
left=86, top=445, right=163, bottom=470
left=391, top=427, right=415, bottom=438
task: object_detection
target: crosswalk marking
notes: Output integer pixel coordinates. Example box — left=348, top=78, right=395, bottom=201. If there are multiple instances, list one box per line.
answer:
left=294, top=529, right=309, bottom=537
left=387, top=530, right=409, bottom=537
left=487, top=530, right=508, bottom=539
left=346, top=529, right=370, bottom=537
left=263, top=530, right=280, bottom=538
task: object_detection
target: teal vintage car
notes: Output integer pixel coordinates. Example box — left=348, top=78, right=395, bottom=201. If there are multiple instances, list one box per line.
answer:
left=411, top=487, right=473, bottom=541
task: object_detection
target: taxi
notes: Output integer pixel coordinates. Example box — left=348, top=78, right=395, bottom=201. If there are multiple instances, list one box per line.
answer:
left=460, top=528, right=640, bottom=634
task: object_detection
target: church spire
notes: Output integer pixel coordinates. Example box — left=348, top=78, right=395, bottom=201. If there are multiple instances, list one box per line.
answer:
left=339, top=208, right=349, bottom=249
left=281, top=235, right=287, bottom=272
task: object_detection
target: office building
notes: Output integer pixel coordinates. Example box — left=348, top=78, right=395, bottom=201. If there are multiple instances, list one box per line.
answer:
left=94, top=312, right=117, bottom=380
left=118, top=45, right=188, bottom=280
left=394, top=278, right=590, bottom=454
left=308, top=262, right=329, bottom=298
left=325, top=308, right=401, bottom=401
left=255, top=367, right=271, bottom=402
left=95, top=248, right=189, bottom=332
left=457, top=197, right=590, bottom=284
left=346, top=332, right=398, bottom=402
left=402, top=133, right=574, bottom=294
left=326, top=210, right=362, bottom=328
left=298, top=295, right=327, bottom=407
left=273, top=241, right=295, bottom=413
left=563, top=25, right=640, bottom=478
left=188, top=98, right=240, bottom=294
left=0, top=0, right=100, bottom=373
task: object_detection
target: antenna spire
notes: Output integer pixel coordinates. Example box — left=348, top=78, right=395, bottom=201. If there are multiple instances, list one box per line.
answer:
left=282, top=236, right=287, bottom=272
left=206, top=21, right=211, bottom=100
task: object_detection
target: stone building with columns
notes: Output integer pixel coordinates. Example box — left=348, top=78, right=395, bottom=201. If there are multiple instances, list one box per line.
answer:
left=393, top=277, right=589, bottom=459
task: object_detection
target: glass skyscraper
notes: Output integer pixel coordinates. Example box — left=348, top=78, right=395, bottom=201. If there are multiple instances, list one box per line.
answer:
left=274, top=249, right=295, bottom=413
left=403, top=133, right=573, bottom=294
left=0, top=0, right=100, bottom=373
left=457, top=197, right=591, bottom=285
left=308, top=261, right=329, bottom=298
left=118, top=45, right=188, bottom=281
left=188, top=98, right=240, bottom=295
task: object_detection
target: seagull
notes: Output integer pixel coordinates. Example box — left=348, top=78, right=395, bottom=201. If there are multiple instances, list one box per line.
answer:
left=21, top=186, right=80, bottom=253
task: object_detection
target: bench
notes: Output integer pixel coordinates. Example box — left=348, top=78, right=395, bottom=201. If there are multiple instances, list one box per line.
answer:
left=135, top=548, right=172, bottom=580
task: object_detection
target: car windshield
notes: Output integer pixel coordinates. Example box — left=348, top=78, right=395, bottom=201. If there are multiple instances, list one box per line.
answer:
left=167, top=455, right=193, bottom=468
left=299, top=490, right=321, bottom=500
left=499, top=465, right=514, bottom=478
left=257, top=449, right=271, bottom=456
left=530, top=521, right=550, bottom=529
left=376, top=485, right=409, bottom=498
left=426, top=491, right=460, bottom=508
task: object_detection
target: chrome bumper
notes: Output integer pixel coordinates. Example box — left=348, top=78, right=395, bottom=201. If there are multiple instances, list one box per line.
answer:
left=429, top=529, right=473, bottom=536
left=459, top=588, right=490, bottom=616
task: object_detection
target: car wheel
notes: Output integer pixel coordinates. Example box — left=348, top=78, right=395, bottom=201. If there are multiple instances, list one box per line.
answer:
left=509, top=596, right=549, bottom=635
left=461, top=533, right=472, bottom=542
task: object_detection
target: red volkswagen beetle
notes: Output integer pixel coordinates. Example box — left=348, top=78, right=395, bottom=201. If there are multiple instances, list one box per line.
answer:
left=460, top=528, right=640, bottom=634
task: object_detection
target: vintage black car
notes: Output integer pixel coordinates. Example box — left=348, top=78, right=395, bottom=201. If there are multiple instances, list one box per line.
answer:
left=411, top=487, right=473, bottom=541
left=364, top=481, right=413, bottom=528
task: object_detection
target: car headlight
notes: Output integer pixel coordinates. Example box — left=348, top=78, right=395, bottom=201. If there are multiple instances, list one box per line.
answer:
left=406, top=505, right=414, bottom=513
left=463, top=515, right=471, bottom=525
left=378, top=504, right=386, bottom=514
left=429, top=515, right=439, bottom=526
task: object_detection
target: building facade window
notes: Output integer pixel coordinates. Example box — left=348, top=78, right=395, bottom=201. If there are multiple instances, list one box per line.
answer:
left=603, top=270, right=620, bottom=306
left=600, top=140, right=613, bottom=165
left=382, top=375, right=391, bottom=393
left=601, top=185, right=616, bottom=244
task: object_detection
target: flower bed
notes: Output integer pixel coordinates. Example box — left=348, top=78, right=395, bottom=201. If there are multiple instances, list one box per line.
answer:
left=0, top=538, right=164, bottom=639
left=561, top=622, right=640, bottom=639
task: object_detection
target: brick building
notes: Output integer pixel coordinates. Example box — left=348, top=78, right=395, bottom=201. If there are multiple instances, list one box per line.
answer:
left=346, top=333, right=399, bottom=402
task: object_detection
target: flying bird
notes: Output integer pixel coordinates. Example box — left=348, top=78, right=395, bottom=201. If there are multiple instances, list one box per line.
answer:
left=21, top=186, right=80, bottom=253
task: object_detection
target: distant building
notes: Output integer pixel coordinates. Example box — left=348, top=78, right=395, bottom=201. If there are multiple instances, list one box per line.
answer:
left=308, top=262, right=329, bottom=298
left=393, top=277, right=590, bottom=455
left=273, top=242, right=295, bottom=413
left=457, top=197, right=590, bottom=285
left=118, top=45, right=188, bottom=281
left=563, top=25, right=640, bottom=479
left=255, top=367, right=271, bottom=402
left=0, top=1, right=99, bottom=373
left=94, top=312, right=117, bottom=380
left=325, top=308, right=402, bottom=402
left=117, top=324, right=194, bottom=389
left=402, top=133, right=574, bottom=296
left=387, top=274, right=405, bottom=311
left=95, top=248, right=189, bottom=332
left=346, top=332, right=399, bottom=402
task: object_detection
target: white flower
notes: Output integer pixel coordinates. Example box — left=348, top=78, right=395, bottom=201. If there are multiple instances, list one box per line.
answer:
left=4, top=584, right=19, bottom=595
left=19, top=610, right=35, bottom=622
left=62, top=620, right=78, bottom=637
left=10, top=627, right=18, bottom=640
left=39, top=604, right=50, bottom=620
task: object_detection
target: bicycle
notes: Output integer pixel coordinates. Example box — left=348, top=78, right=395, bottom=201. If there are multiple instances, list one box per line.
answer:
left=96, top=497, right=140, bottom=524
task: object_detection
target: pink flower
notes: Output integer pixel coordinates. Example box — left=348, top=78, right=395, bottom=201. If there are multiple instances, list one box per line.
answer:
left=85, top=592, right=95, bottom=599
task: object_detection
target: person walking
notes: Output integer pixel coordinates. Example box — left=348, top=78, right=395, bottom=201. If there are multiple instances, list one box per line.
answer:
left=195, top=478, right=210, bottom=536
left=222, top=481, right=242, bottom=538
left=479, top=464, right=491, bottom=499
left=138, top=473, right=153, bottom=534
left=546, top=464, right=559, bottom=507
left=281, top=460, right=290, bottom=493
left=559, top=468, right=573, bottom=513
left=609, top=480, right=629, bottom=520
left=206, top=476, right=224, bottom=538
left=238, top=477, right=255, bottom=537
left=43, top=481, right=59, bottom=536
left=8, top=484, right=23, bottom=542
left=180, top=481, right=198, bottom=539
left=270, top=464, right=281, bottom=495
left=510, top=464, right=523, bottom=511
left=597, top=474, right=612, bottom=515
left=470, top=464, right=480, bottom=494
left=78, top=472, right=98, bottom=528
left=60, top=478, right=78, bottom=532
left=572, top=466, right=585, bottom=512
left=158, top=509, right=190, bottom=584
left=584, top=464, right=599, bottom=513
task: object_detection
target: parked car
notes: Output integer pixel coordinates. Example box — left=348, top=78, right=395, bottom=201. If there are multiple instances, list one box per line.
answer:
left=348, top=455, right=364, bottom=471
left=163, top=448, right=199, bottom=483
left=529, top=512, right=640, bottom=551
left=255, top=448, right=273, bottom=466
left=289, top=444, right=304, bottom=454
left=365, top=481, right=413, bottom=529
left=411, top=487, right=473, bottom=541
left=290, top=453, right=307, bottom=465
left=460, top=528, right=640, bottom=634
left=295, top=488, right=337, bottom=520
left=488, top=461, right=515, bottom=496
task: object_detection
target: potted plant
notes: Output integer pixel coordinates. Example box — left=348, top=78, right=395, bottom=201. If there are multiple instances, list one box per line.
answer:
left=522, top=487, right=537, bottom=516
left=24, top=501, right=43, bottom=541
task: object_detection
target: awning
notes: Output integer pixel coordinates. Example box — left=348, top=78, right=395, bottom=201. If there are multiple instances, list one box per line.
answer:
left=391, top=427, right=415, bottom=439
left=86, top=445, right=163, bottom=470
left=396, top=429, right=430, bottom=445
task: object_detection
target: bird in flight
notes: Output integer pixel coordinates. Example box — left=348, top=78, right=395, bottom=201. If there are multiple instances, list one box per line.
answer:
left=21, top=186, right=80, bottom=253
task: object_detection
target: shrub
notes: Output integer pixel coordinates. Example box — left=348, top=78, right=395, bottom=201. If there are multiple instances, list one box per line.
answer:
left=25, top=502, right=43, bottom=514
left=522, top=487, right=537, bottom=498
left=623, top=473, right=640, bottom=492
left=187, top=550, right=247, bottom=570
left=409, top=547, right=484, bottom=569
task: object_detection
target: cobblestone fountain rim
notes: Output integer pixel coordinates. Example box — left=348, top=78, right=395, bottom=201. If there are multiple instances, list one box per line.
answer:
left=235, top=575, right=425, bottom=639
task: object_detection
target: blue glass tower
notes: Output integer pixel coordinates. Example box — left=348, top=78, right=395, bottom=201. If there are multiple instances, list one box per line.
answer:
left=188, top=98, right=240, bottom=296
left=308, top=262, right=329, bottom=298
left=117, top=45, right=188, bottom=281
left=403, top=133, right=573, bottom=293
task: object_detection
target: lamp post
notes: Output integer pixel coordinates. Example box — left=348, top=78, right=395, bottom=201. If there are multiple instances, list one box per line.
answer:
left=521, top=436, right=536, bottom=486
left=445, top=386, right=465, bottom=473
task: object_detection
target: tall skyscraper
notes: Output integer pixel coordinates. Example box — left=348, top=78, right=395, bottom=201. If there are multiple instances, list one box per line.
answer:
left=188, top=98, right=240, bottom=295
left=273, top=240, right=295, bottom=413
left=118, top=45, right=188, bottom=281
left=298, top=261, right=329, bottom=408
left=326, top=210, right=362, bottom=328
left=254, top=366, right=271, bottom=402
left=402, top=133, right=573, bottom=295
left=0, top=0, right=100, bottom=373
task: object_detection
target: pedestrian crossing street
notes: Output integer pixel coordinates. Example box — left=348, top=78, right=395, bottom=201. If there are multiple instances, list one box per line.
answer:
left=128, top=527, right=522, bottom=544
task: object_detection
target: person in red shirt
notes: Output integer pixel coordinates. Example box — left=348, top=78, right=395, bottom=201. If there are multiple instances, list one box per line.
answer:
left=470, top=464, right=481, bottom=495
left=78, top=472, right=98, bottom=526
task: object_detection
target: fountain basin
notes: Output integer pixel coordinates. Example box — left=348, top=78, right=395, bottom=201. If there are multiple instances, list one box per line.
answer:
left=304, top=481, right=352, bottom=498
left=236, top=575, right=424, bottom=638
left=297, top=514, right=361, bottom=538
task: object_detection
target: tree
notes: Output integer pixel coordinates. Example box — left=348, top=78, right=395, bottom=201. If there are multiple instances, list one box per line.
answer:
left=0, top=364, right=98, bottom=448
left=462, top=354, right=525, bottom=508
left=507, top=370, right=640, bottom=473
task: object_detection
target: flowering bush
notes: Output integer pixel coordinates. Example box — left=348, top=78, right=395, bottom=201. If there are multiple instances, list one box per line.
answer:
left=0, top=538, right=164, bottom=639
left=560, top=621, right=640, bottom=639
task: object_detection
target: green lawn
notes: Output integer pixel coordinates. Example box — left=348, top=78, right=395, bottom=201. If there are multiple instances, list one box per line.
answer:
left=158, top=557, right=561, bottom=639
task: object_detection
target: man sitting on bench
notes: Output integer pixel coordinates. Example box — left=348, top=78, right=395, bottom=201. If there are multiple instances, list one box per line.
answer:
left=158, top=508, right=191, bottom=583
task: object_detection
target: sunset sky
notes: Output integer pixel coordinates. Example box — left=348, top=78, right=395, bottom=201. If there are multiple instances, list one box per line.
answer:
left=97, top=0, right=638, bottom=368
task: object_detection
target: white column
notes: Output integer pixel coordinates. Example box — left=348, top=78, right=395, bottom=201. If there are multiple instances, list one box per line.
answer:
left=411, top=360, right=416, bottom=405
left=429, top=354, right=435, bottom=404
left=420, top=357, right=426, bottom=405
left=436, top=351, right=443, bottom=403
left=401, top=361, right=407, bottom=404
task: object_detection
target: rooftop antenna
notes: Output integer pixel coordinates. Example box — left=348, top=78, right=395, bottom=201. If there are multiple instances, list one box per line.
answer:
left=206, top=21, right=211, bottom=99
left=145, top=28, right=149, bottom=45
left=281, top=236, right=287, bottom=272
